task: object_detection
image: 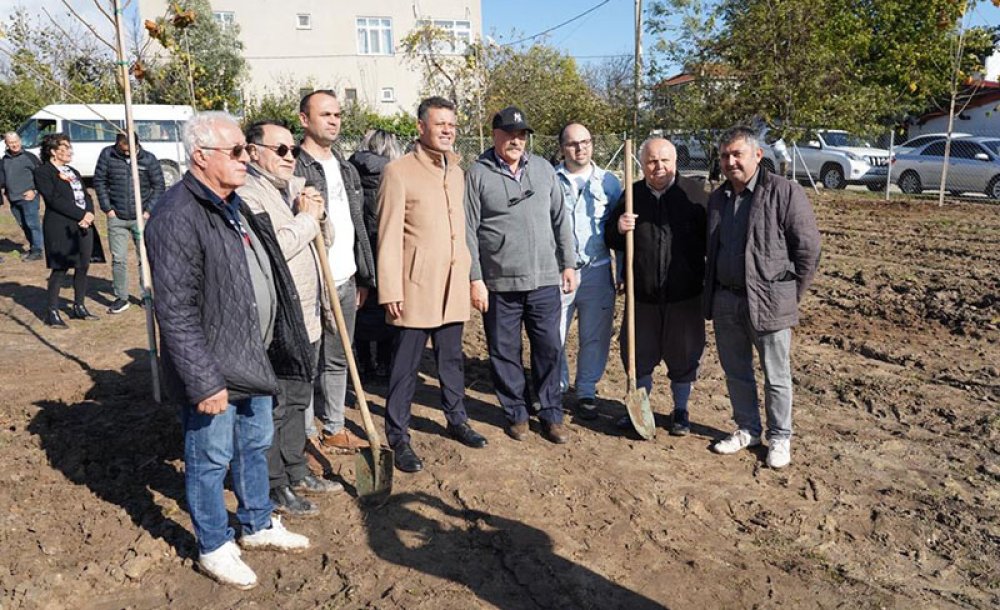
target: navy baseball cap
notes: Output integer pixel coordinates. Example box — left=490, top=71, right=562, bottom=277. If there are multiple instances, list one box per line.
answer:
left=491, top=106, right=533, bottom=133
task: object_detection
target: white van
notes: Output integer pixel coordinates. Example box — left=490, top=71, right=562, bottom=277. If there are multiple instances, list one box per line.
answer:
left=12, top=104, right=195, bottom=186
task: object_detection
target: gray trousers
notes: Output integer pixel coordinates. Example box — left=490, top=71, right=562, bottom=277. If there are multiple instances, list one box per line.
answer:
left=107, top=216, right=142, bottom=301
left=711, top=288, right=793, bottom=440
left=315, top=278, right=357, bottom=435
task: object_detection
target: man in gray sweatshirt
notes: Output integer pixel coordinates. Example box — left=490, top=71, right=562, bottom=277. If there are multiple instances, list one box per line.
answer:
left=465, top=106, right=577, bottom=444
left=1, top=132, right=43, bottom=261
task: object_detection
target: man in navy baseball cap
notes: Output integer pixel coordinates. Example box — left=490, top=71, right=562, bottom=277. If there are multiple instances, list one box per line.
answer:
left=491, top=106, right=534, bottom=133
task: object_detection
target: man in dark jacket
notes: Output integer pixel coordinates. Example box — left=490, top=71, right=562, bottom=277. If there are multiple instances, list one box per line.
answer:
left=294, top=89, right=374, bottom=454
left=146, top=111, right=312, bottom=589
left=606, top=137, right=708, bottom=436
left=1, top=132, right=43, bottom=261
left=94, top=133, right=166, bottom=313
left=705, top=126, right=821, bottom=469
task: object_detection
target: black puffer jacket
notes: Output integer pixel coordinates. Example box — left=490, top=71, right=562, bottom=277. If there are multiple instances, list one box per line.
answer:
left=93, top=146, right=166, bottom=219
left=605, top=176, right=708, bottom=304
left=146, top=173, right=313, bottom=406
left=348, top=150, right=389, bottom=253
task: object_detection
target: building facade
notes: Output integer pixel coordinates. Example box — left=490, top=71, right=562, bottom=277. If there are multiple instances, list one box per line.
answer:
left=138, top=0, right=482, bottom=115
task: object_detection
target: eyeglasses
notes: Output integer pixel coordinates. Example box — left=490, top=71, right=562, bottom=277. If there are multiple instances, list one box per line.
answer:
left=254, top=143, right=297, bottom=158
left=563, top=138, right=592, bottom=149
left=200, top=144, right=248, bottom=159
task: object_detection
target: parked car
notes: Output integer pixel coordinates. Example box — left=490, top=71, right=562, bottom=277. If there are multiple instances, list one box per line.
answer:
left=891, top=136, right=1000, bottom=199
left=755, top=128, right=890, bottom=190
left=895, top=132, right=973, bottom=155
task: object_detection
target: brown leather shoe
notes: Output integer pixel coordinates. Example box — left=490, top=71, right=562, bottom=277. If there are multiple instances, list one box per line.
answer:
left=321, top=429, right=370, bottom=454
left=506, top=421, right=529, bottom=441
left=304, top=438, right=332, bottom=476
left=541, top=421, right=569, bottom=444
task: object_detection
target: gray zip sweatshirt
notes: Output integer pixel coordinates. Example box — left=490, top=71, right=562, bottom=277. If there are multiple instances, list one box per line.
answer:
left=0, top=150, right=41, bottom=202
left=464, top=149, right=575, bottom=292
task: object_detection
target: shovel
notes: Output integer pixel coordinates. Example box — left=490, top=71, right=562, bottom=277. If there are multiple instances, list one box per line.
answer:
left=313, top=233, right=393, bottom=502
left=622, top=139, right=656, bottom=440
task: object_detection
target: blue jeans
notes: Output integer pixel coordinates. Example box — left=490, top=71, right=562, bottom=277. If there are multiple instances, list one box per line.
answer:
left=10, top=198, right=42, bottom=254
left=559, top=263, right=615, bottom=398
left=107, top=215, right=142, bottom=301
left=181, top=394, right=275, bottom=554
left=712, top=289, right=793, bottom=440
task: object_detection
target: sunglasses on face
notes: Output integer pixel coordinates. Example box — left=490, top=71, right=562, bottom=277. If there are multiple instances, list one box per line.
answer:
left=254, top=143, right=297, bottom=158
left=200, top=144, right=248, bottom=159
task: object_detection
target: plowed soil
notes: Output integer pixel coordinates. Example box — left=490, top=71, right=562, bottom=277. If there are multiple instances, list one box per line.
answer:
left=0, top=193, right=997, bottom=609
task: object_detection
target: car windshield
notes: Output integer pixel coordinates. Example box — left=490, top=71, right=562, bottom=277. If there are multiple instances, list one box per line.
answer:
left=981, top=140, right=1000, bottom=156
left=823, top=132, right=870, bottom=148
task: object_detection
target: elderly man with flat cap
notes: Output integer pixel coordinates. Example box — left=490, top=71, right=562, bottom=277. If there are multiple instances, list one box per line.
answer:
left=465, top=106, right=576, bottom=444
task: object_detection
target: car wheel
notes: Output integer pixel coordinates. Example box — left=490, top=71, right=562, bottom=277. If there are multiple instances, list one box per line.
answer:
left=898, top=171, right=922, bottom=195
left=866, top=183, right=884, bottom=192
left=677, top=146, right=691, bottom=168
left=160, top=161, right=181, bottom=187
left=821, top=163, right=846, bottom=189
left=987, top=176, right=1000, bottom=200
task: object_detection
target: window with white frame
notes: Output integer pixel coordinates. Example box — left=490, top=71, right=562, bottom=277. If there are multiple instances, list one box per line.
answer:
left=356, top=17, right=393, bottom=55
left=297, top=14, right=312, bottom=29
left=213, top=11, right=235, bottom=30
left=380, top=87, right=395, bottom=103
left=416, top=19, right=472, bottom=54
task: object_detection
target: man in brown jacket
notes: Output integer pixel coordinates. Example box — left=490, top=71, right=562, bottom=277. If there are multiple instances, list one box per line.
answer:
left=377, top=96, right=487, bottom=473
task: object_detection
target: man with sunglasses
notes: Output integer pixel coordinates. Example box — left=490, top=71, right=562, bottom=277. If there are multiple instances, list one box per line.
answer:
left=238, top=120, right=343, bottom=516
left=93, top=133, right=166, bottom=314
left=146, top=112, right=312, bottom=589
left=465, top=106, right=576, bottom=444
left=294, top=90, right=374, bottom=455
left=555, top=122, right=622, bottom=421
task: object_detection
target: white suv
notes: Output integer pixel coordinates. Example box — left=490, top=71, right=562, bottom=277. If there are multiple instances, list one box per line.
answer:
left=760, top=129, right=891, bottom=190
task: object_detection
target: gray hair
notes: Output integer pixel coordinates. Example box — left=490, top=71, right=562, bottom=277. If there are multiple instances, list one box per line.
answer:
left=182, top=111, right=240, bottom=160
left=360, top=129, right=404, bottom=161
left=638, top=137, right=674, bottom=163
left=3, top=131, right=19, bottom=142
left=718, top=126, right=760, bottom=152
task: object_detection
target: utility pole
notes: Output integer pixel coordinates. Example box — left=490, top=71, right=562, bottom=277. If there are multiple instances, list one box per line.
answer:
left=633, top=0, right=643, bottom=140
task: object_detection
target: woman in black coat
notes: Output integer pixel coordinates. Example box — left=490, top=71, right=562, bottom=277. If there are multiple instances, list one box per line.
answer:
left=348, top=129, right=403, bottom=379
left=33, top=133, right=106, bottom=327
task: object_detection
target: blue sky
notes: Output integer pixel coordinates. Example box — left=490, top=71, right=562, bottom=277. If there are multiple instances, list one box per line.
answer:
left=483, top=0, right=1000, bottom=78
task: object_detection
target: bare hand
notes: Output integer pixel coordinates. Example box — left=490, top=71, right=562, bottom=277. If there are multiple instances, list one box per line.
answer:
left=23, top=189, right=36, bottom=200
left=471, top=280, right=489, bottom=313
left=561, top=268, right=578, bottom=294
left=386, top=301, right=403, bottom=319
left=618, top=212, right=637, bottom=234
left=107, top=209, right=117, bottom=219
left=143, top=211, right=150, bottom=221
left=79, top=211, right=95, bottom=228
left=616, top=281, right=625, bottom=295
left=356, top=286, right=368, bottom=309
left=197, top=388, right=229, bottom=415
left=296, top=187, right=325, bottom=220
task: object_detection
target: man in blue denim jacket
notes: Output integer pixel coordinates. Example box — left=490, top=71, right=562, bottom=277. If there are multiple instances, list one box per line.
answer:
left=554, top=123, right=622, bottom=420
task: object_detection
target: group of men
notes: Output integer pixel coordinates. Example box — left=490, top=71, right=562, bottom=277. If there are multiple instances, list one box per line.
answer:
left=140, top=89, right=820, bottom=589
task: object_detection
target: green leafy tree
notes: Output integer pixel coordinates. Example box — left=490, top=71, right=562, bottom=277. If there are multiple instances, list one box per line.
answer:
left=140, top=0, right=245, bottom=110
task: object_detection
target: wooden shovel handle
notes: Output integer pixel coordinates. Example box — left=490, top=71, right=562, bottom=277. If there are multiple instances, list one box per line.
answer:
left=313, top=234, right=384, bottom=449
left=624, top=139, right=637, bottom=386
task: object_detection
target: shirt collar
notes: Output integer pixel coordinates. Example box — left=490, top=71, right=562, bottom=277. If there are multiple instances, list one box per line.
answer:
left=490, top=148, right=527, bottom=178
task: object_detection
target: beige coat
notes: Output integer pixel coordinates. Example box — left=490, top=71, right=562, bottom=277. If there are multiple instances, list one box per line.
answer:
left=239, top=165, right=333, bottom=343
left=377, top=144, right=471, bottom=328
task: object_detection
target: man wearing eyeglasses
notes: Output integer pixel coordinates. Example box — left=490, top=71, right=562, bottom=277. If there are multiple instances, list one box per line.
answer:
left=238, top=120, right=343, bottom=517
left=294, top=90, right=374, bottom=455
left=465, top=106, right=576, bottom=444
left=146, top=112, right=312, bottom=589
left=555, top=122, right=622, bottom=421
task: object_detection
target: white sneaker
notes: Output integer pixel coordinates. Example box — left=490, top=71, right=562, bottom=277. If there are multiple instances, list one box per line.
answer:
left=712, top=429, right=761, bottom=455
left=239, top=515, right=310, bottom=553
left=767, top=438, right=791, bottom=469
left=198, top=540, right=257, bottom=589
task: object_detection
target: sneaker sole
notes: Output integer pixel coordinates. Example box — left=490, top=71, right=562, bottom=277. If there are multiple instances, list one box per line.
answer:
left=196, top=563, right=258, bottom=590
left=238, top=541, right=310, bottom=554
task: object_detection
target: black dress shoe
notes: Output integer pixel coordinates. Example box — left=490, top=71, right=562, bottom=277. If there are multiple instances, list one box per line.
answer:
left=447, top=422, right=488, bottom=448
left=393, top=443, right=424, bottom=473
left=45, top=309, right=68, bottom=329
left=575, top=397, right=599, bottom=421
left=270, top=485, right=318, bottom=517
left=69, top=304, right=99, bottom=320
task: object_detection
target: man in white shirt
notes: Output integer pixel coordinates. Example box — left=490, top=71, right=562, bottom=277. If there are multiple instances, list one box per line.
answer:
left=294, top=90, right=375, bottom=453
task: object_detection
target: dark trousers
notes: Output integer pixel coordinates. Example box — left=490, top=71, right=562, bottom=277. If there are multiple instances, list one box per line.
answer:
left=267, top=341, right=319, bottom=489
left=619, top=296, right=705, bottom=393
left=483, top=285, right=563, bottom=426
left=46, top=229, right=93, bottom=309
left=385, top=322, right=468, bottom=448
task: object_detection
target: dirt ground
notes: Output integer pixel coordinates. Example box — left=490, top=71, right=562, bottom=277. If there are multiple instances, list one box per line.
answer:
left=0, top=192, right=997, bottom=610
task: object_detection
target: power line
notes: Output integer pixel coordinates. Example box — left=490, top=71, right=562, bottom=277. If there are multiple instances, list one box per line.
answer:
left=501, top=0, right=612, bottom=47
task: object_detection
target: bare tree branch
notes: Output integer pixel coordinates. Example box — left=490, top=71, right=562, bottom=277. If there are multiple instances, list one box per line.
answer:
left=58, top=0, right=116, bottom=51
left=40, top=7, right=95, bottom=58
left=89, top=0, right=116, bottom=27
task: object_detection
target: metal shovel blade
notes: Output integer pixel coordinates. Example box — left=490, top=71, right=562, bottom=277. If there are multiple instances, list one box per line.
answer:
left=355, top=445, right=394, bottom=504
left=625, top=385, right=656, bottom=440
